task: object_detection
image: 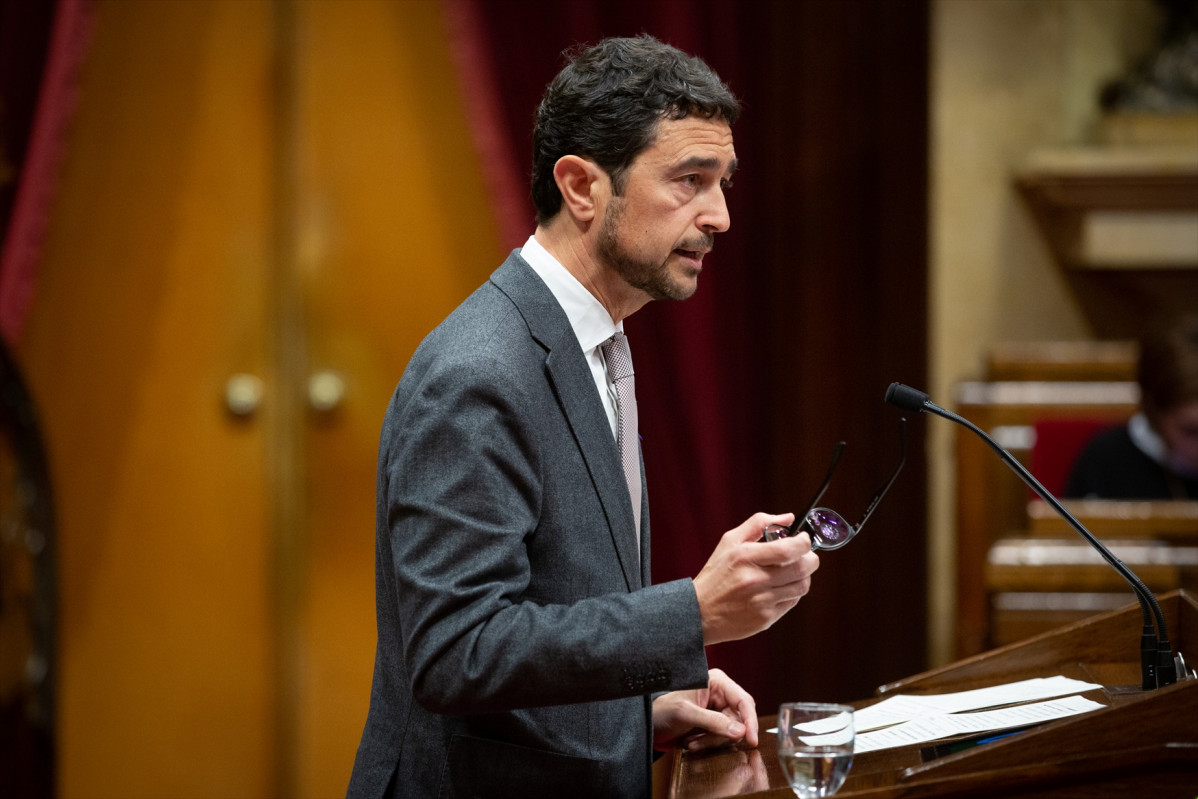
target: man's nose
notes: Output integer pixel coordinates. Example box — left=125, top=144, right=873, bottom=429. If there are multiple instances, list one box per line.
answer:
left=699, top=187, right=731, bottom=234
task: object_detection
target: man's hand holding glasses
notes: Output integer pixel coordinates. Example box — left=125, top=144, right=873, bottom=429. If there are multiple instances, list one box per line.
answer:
left=691, top=419, right=904, bottom=646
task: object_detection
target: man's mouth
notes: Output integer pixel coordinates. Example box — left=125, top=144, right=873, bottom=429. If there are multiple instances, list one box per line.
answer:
left=674, top=233, right=714, bottom=266
left=674, top=248, right=708, bottom=264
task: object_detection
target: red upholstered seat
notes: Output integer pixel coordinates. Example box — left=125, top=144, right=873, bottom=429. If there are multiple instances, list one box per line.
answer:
left=1031, top=418, right=1122, bottom=497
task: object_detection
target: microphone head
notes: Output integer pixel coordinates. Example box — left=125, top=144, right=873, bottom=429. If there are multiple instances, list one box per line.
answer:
left=885, top=382, right=930, bottom=412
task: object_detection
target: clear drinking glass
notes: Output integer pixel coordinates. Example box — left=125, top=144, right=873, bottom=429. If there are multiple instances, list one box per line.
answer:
left=776, top=702, right=855, bottom=798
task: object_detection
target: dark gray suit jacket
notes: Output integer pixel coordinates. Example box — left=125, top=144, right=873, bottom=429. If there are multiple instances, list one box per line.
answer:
left=347, top=253, right=709, bottom=798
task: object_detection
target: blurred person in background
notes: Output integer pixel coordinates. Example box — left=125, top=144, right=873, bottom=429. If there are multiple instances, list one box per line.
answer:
left=1066, top=315, right=1198, bottom=500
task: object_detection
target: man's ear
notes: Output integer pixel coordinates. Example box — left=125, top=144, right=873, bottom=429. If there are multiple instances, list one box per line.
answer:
left=553, top=155, right=607, bottom=223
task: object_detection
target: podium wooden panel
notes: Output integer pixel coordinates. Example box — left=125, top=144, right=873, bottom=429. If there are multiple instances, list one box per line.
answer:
left=663, top=590, right=1198, bottom=798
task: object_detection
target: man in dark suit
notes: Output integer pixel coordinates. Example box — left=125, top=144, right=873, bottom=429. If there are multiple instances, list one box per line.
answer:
left=348, top=35, right=820, bottom=798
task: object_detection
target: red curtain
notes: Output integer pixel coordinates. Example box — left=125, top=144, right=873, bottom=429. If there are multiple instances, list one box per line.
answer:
left=0, top=0, right=96, bottom=347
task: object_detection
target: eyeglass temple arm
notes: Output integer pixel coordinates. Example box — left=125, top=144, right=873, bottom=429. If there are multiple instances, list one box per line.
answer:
left=853, top=417, right=907, bottom=530
left=790, top=441, right=846, bottom=534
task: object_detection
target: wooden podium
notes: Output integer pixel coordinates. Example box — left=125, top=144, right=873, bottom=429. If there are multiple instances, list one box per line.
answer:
left=662, top=589, right=1198, bottom=798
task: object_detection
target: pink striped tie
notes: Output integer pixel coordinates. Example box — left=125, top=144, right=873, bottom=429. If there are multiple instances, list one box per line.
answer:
left=602, top=332, right=641, bottom=542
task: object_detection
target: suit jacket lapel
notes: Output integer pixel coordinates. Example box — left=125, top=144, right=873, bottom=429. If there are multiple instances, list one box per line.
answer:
left=490, top=253, right=643, bottom=591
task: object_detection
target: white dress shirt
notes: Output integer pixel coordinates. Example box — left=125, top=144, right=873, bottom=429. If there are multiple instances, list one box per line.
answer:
left=519, top=235, right=623, bottom=439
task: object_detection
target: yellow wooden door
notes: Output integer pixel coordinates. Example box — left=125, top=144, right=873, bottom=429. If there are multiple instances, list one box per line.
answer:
left=289, top=1, right=500, bottom=795
left=19, top=2, right=279, bottom=795
left=14, top=1, right=500, bottom=796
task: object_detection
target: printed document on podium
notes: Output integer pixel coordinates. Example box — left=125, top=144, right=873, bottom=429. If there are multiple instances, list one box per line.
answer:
left=783, top=676, right=1107, bottom=754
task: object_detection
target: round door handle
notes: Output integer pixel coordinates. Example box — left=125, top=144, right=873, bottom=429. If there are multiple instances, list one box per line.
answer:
left=308, top=370, right=345, bottom=413
left=225, top=374, right=264, bottom=417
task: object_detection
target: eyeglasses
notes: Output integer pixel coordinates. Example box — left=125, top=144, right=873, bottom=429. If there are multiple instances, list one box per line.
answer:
left=763, top=418, right=907, bottom=550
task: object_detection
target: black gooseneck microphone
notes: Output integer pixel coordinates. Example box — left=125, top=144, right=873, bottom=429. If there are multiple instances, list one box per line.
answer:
left=885, top=381, right=1180, bottom=690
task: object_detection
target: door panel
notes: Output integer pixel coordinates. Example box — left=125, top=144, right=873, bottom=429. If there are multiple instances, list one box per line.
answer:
left=292, top=1, right=500, bottom=794
left=15, top=0, right=502, bottom=796
left=18, top=1, right=276, bottom=797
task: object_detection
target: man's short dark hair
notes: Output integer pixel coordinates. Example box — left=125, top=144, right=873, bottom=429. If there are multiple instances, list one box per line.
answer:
left=531, top=34, right=741, bottom=224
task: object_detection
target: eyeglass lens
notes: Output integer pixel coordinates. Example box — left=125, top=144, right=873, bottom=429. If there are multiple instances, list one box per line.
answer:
left=802, top=508, right=855, bottom=549
left=765, top=511, right=852, bottom=550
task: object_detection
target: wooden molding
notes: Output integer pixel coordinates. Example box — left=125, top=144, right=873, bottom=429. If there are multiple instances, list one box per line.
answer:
left=1014, top=146, right=1198, bottom=270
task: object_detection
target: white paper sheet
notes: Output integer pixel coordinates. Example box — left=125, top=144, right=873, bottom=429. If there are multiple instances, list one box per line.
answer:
left=768, top=676, right=1107, bottom=753
left=853, top=694, right=1106, bottom=753
left=853, top=676, right=1102, bottom=732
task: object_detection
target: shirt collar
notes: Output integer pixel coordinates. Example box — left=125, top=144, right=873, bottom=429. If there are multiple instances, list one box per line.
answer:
left=520, top=235, right=621, bottom=351
left=1128, top=412, right=1167, bottom=465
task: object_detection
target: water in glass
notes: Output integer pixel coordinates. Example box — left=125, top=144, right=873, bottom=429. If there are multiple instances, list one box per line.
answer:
left=776, top=702, right=854, bottom=798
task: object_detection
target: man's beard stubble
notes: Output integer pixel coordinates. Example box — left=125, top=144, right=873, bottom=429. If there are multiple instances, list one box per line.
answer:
left=596, top=197, right=711, bottom=302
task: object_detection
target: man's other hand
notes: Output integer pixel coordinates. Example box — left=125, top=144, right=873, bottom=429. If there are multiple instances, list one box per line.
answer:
left=692, top=512, right=819, bottom=645
left=652, top=668, right=758, bottom=752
